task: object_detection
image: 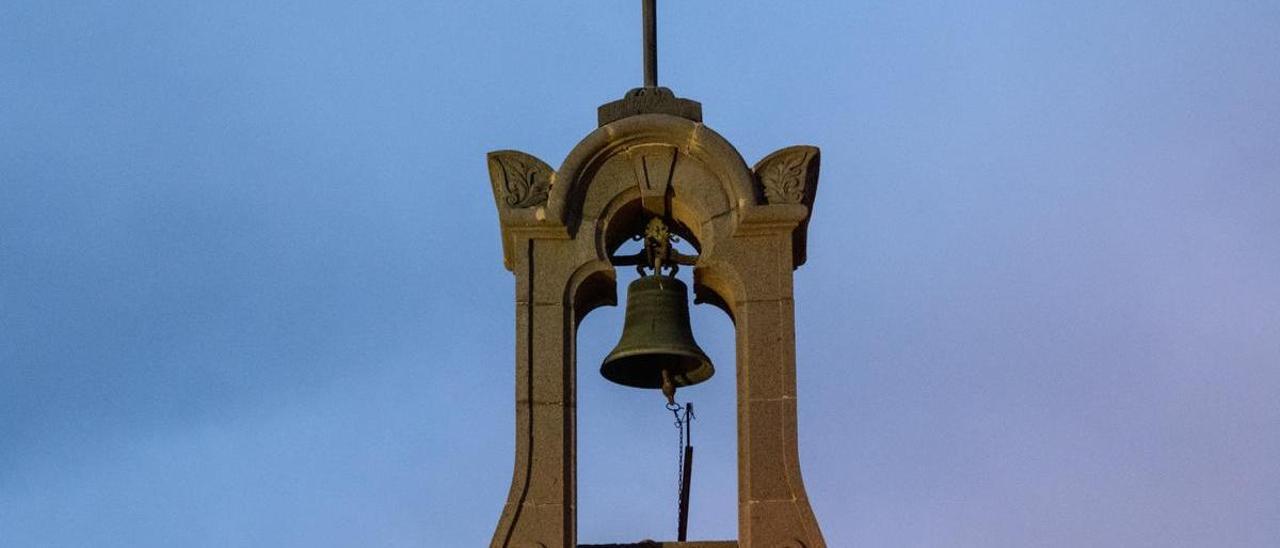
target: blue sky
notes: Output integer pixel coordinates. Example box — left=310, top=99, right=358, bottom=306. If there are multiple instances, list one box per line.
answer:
left=2, top=2, right=1278, bottom=546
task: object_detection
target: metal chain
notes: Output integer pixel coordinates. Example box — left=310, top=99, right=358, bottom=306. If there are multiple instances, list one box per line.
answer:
left=667, top=400, right=685, bottom=524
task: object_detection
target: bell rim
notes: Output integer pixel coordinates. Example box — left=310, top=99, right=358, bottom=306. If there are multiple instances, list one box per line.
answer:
left=599, top=348, right=715, bottom=389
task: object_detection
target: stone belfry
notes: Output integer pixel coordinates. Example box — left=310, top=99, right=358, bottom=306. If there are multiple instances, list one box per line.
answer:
left=485, top=2, right=825, bottom=547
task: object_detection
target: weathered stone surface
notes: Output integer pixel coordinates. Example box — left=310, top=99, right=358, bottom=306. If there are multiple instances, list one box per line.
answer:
left=670, top=155, right=732, bottom=238
left=736, top=299, right=797, bottom=401
left=579, top=154, right=642, bottom=228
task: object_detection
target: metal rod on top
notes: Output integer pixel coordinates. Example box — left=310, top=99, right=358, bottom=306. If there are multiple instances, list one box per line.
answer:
left=643, top=0, right=658, bottom=87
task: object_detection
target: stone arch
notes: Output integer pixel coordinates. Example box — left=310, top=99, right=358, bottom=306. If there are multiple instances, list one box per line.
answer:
left=549, top=114, right=759, bottom=240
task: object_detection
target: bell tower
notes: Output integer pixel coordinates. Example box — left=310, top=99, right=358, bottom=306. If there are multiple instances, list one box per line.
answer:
left=485, top=2, right=825, bottom=547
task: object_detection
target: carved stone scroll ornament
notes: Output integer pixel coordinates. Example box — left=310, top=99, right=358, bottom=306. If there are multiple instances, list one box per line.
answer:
left=490, top=151, right=554, bottom=209
left=753, top=146, right=820, bottom=205
left=752, top=145, right=822, bottom=269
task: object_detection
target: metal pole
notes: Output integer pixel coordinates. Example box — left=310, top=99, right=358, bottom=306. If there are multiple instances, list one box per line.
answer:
left=678, top=447, right=693, bottom=540
left=643, top=0, right=658, bottom=87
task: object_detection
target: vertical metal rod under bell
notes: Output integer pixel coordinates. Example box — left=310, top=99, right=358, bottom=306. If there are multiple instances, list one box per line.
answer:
left=677, top=402, right=693, bottom=541
left=643, top=0, right=658, bottom=87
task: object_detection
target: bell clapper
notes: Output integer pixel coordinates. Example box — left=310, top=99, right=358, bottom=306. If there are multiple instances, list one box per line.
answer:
left=661, top=368, right=677, bottom=405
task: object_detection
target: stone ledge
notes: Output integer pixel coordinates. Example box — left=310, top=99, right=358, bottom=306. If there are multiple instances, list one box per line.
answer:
left=580, top=542, right=737, bottom=548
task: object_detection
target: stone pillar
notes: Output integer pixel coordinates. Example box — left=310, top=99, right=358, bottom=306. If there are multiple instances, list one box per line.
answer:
left=713, top=230, right=823, bottom=548
left=488, top=152, right=579, bottom=548
left=722, top=146, right=824, bottom=548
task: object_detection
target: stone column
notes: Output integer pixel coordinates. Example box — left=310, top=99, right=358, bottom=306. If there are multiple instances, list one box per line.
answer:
left=700, top=207, right=824, bottom=548
left=734, top=146, right=824, bottom=548
left=487, top=151, right=581, bottom=548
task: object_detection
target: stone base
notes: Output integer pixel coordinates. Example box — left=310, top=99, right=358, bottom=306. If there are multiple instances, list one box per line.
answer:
left=580, top=542, right=737, bottom=548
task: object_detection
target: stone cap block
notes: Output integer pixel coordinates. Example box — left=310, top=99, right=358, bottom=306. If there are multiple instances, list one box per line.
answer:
left=598, top=87, right=702, bottom=126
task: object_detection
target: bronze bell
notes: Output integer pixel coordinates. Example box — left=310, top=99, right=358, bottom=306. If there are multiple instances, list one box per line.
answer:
left=601, top=274, right=714, bottom=391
